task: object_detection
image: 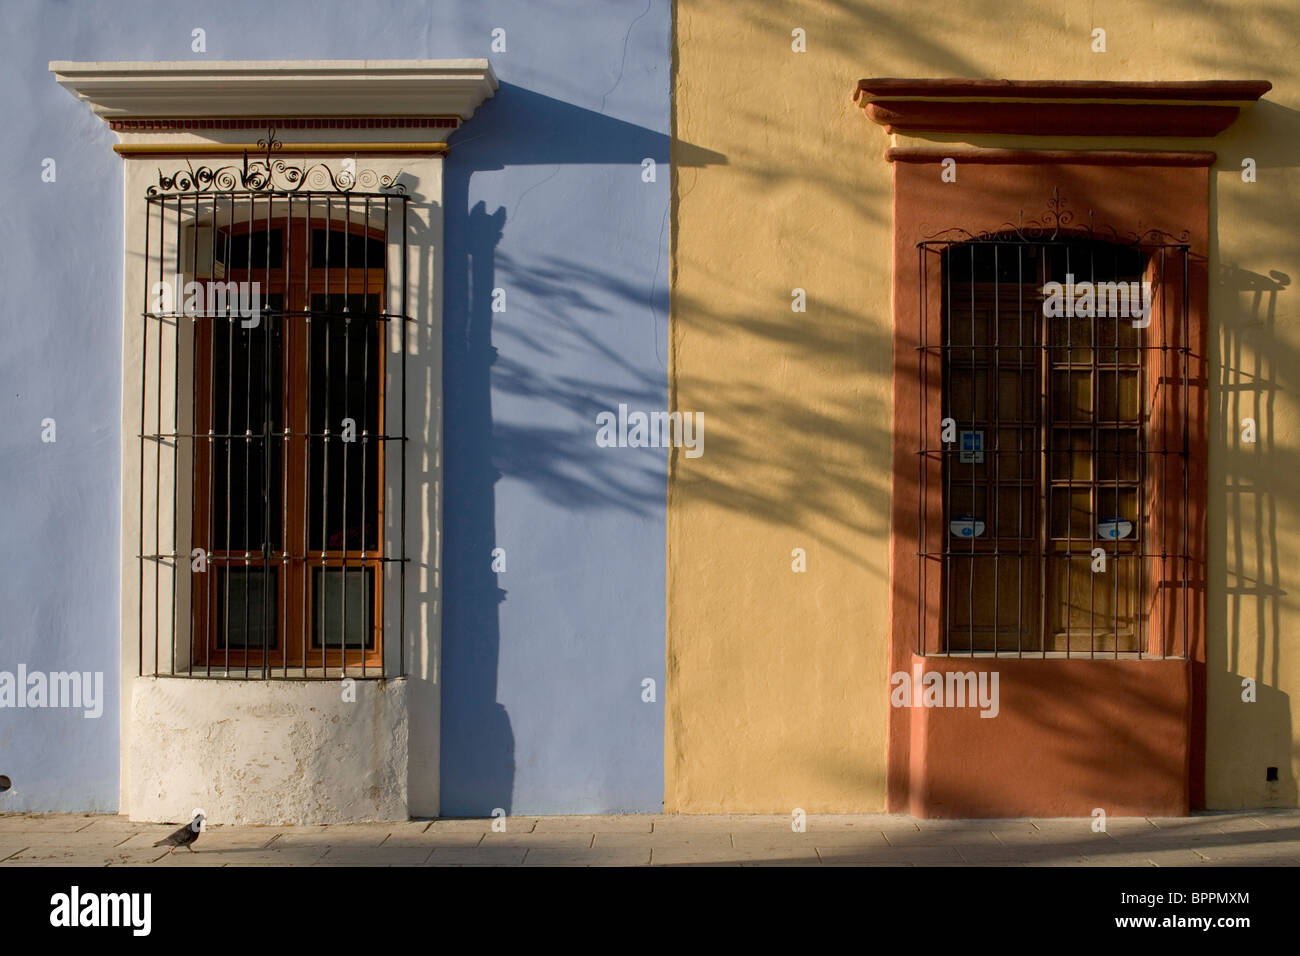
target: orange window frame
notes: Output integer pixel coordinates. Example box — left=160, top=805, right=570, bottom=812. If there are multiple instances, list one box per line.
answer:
left=886, top=154, right=1210, bottom=814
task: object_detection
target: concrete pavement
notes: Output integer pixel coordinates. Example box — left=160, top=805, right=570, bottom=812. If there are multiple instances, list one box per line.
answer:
left=2, top=810, right=1298, bottom=866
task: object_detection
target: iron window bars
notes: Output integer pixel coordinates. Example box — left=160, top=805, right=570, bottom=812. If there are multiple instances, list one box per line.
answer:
left=137, top=134, right=409, bottom=679
left=914, top=195, right=1192, bottom=659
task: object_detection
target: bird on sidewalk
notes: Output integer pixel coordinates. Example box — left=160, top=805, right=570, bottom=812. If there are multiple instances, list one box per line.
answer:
left=153, top=810, right=205, bottom=854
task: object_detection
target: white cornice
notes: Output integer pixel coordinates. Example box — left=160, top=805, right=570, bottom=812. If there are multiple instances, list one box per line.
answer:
left=49, top=59, right=498, bottom=121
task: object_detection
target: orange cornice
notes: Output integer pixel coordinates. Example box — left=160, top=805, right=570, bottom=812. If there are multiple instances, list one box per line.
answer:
left=855, top=78, right=1271, bottom=137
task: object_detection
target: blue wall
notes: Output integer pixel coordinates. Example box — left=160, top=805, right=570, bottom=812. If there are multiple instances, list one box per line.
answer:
left=0, top=0, right=668, bottom=814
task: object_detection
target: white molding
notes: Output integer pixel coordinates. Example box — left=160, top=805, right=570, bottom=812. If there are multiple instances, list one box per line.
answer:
left=49, top=59, right=497, bottom=121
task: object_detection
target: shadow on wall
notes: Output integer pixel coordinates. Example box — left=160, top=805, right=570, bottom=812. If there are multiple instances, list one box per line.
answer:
left=658, top=0, right=1300, bottom=814
left=437, top=83, right=723, bottom=816
left=1216, top=260, right=1294, bottom=806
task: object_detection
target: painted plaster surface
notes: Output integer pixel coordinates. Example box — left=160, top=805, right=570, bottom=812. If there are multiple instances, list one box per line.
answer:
left=2, top=0, right=669, bottom=815
left=128, top=677, right=408, bottom=824
left=669, top=0, right=1300, bottom=811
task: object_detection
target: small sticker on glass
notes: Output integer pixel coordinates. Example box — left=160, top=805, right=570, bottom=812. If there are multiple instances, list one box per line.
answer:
left=959, top=429, right=985, bottom=464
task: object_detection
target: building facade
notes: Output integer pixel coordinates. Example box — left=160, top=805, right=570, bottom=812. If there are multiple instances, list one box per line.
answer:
left=0, top=0, right=1296, bottom=822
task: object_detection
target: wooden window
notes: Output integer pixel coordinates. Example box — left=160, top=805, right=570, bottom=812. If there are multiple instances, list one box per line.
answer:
left=191, top=218, right=386, bottom=671
left=937, top=238, right=1183, bottom=655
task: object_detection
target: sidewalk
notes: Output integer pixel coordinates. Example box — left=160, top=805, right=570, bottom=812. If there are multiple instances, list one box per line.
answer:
left=2, top=810, right=1298, bottom=866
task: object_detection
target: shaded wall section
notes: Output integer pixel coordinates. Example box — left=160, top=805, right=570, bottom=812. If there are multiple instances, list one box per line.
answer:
left=1, top=0, right=670, bottom=815
left=669, top=0, right=1300, bottom=812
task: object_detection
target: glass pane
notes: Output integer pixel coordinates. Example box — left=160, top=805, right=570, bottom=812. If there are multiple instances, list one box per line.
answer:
left=995, top=428, right=1034, bottom=480
left=1095, top=316, right=1142, bottom=366
left=948, top=483, right=987, bottom=523
left=1049, top=316, right=1092, bottom=364
left=312, top=567, right=374, bottom=649
left=947, top=368, right=987, bottom=423
left=1096, top=487, right=1139, bottom=537
left=309, top=294, right=382, bottom=552
left=948, top=302, right=993, bottom=348
left=216, top=567, right=278, bottom=649
left=1097, top=370, right=1140, bottom=422
left=1097, top=430, right=1140, bottom=482
left=997, top=369, right=1036, bottom=423
left=1051, top=370, right=1091, bottom=420
left=311, top=229, right=387, bottom=270
left=1049, top=487, right=1092, bottom=540
left=211, top=296, right=283, bottom=552
left=1050, top=429, right=1091, bottom=481
left=214, top=228, right=283, bottom=269
left=996, top=310, right=1036, bottom=353
left=1042, top=242, right=1146, bottom=284
left=994, top=485, right=1035, bottom=539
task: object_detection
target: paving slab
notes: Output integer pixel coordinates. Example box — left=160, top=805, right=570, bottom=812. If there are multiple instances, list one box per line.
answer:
left=741, top=861, right=823, bottom=866
left=428, top=817, right=537, bottom=834
left=5, top=846, right=167, bottom=865
left=648, top=814, right=788, bottom=832
left=0, top=858, right=111, bottom=867
left=532, top=815, right=654, bottom=833
left=480, top=831, right=599, bottom=849
left=381, top=831, right=486, bottom=848
left=1079, top=849, right=1211, bottom=866
left=815, top=845, right=964, bottom=864
left=993, top=828, right=1114, bottom=845
left=156, top=847, right=329, bottom=866
left=271, top=828, right=393, bottom=847
left=1246, top=811, right=1300, bottom=829
left=915, top=818, right=1039, bottom=832
left=424, top=846, right=528, bottom=866
left=1079, top=819, right=1163, bottom=836
left=594, top=831, right=730, bottom=849
left=1185, top=841, right=1300, bottom=864
left=77, top=817, right=153, bottom=833
left=4, top=811, right=1300, bottom=866
left=803, top=814, right=921, bottom=832
left=315, top=846, right=434, bottom=866
left=0, top=831, right=136, bottom=848
left=821, top=861, right=918, bottom=867
left=650, top=845, right=819, bottom=866
left=523, top=847, right=652, bottom=866
left=258, top=825, right=329, bottom=838
left=883, top=828, right=1002, bottom=846
left=747, top=830, right=892, bottom=848
left=729, top=831, right=883, bottom=849
left=955, top=844, right=1093, bottom=864
left=0, top=815, right=98, bottom=833
left=117, top=829, right=277, bottom=851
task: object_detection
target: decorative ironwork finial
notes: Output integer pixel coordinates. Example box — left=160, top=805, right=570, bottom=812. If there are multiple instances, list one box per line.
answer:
left=146, top=125, right=405, bottom=197
left=256, top=126, right=282, bottom=157
left=916, top=186, right=1190, bottom=247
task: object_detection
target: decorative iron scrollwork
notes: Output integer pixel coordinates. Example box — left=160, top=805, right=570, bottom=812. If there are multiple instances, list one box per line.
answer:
left=918, top=187, right=1189, bottom=246
left=146, top=128, right=406, bottom=197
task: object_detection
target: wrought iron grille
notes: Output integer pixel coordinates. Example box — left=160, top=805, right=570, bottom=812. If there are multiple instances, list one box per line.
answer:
left=914, top=195, right=1192, bottom=659
left=137, top=134, right=410, bottom=678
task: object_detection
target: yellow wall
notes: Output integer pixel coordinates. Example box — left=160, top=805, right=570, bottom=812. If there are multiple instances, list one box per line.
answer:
left=669, top=0, right=1300, bottom=811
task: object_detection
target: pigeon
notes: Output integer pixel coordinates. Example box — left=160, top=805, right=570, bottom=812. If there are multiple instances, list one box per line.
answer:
left=153, top=811, right=205, bottom=854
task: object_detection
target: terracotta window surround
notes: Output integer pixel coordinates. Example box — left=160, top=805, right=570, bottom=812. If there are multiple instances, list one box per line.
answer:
left=856, top=77, right=1268, bottom=818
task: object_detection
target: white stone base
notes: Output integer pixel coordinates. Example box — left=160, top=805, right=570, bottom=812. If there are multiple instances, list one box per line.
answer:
left=127, top=676, right=408, bottom=825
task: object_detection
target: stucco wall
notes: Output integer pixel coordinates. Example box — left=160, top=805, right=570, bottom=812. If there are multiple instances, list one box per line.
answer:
left=1, top=0, right=669, bottom=815
left=669, top=0, right=1300, bottom=811
left=128, top=677, right=408, bottom=824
